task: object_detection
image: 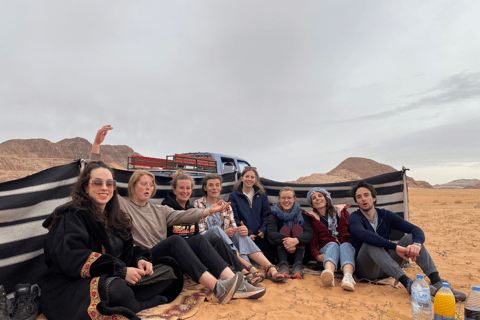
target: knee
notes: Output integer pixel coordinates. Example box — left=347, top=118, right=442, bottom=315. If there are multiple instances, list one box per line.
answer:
left=168, top=235, right=189, bottom=248
left=325, top=242, right=340, bottom=252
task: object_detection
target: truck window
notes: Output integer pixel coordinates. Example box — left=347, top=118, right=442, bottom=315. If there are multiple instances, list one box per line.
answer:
left=221, top=157, right=236, bottom=173
left=237, top=161, right=251, bottom=173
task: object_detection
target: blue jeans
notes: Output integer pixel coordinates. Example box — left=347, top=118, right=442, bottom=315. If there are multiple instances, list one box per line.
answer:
left=202, top=226, right=261, bottom=263
left=319, top=242, right=355, bottom=271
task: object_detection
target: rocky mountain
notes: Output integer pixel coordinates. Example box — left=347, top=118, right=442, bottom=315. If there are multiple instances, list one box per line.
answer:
left=0, top=137, right=135, bottom=182
left=434, top=179, right=480, bottom=189
left=465, top=182, right=480, bottom=189
left=292, top=157, right=433, bottom=188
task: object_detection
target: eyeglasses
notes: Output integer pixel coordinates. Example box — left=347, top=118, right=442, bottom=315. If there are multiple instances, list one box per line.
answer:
left=138, top=181, right=155, bottom=188
left=89, top=179, right=117, bottom=189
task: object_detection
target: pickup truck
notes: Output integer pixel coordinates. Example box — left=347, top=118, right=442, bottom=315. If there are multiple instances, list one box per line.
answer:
left=127, top=152, right=252, bottom=177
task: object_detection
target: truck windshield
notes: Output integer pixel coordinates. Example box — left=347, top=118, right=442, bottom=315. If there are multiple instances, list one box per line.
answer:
left=237, top=160, right=251, bottom=173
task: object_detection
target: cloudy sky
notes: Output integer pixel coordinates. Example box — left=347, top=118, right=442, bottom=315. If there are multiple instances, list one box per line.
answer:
left=1, top=1, right=479, bottom=185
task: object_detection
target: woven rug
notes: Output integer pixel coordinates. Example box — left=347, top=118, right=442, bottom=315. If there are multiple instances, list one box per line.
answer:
left=37, top=278, right=213, bottom=320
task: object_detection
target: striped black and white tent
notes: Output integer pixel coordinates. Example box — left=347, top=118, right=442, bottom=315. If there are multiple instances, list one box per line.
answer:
left=0, top=161, right=409, bottom=293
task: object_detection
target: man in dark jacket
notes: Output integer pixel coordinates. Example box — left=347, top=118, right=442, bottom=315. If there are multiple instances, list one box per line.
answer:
left=348, top=181, right=466, bottom=301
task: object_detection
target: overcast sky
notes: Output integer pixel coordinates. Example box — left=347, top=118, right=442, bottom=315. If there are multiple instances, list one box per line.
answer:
left=1, top=1, right=479, bottom=185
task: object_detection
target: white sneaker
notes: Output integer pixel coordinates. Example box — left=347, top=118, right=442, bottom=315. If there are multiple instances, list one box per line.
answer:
left=320, top=270, right=334, bottom=287
left=341, top=273, right=356, bottom=291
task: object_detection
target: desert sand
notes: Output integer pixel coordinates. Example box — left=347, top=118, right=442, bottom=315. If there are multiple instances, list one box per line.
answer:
left=186, top=188, right=480, bottom=320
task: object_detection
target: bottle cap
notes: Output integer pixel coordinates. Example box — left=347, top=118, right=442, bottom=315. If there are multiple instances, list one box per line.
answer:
left=416, top=274, right=423, bottom=279
left=442, top=282, right=450, bottom=288
left=473, top=286, right=480, bottom=291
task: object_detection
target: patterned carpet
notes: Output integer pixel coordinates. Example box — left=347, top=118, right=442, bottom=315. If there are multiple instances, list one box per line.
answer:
left=37, top=278, right=213, bottom=320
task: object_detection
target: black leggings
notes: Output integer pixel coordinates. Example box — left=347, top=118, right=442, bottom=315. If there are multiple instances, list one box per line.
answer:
left=150, top=235, right=230, bottom=281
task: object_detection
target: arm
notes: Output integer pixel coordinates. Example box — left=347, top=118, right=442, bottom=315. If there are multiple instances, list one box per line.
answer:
left=228, top=192, right=242, bottom=227
left=386, top=210, right=425, bottom=244
left=266, top=214, right=285, bottom=245
left=309, top=228, right=322, bottom=261
left=89, top=125, right=113, bottom=160
left=192, top=199, right=208, bottom=234
left=348, top=212, right=397, bottom=250
left=259, top=194, right=271, bottom=235
left=47, top=210, right=127, bottom=279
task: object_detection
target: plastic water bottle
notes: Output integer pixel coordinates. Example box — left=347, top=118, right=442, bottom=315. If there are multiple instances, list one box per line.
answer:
left=411, top=274, right=432, bottom=320
left=465, top=286, right=480, bottom=320
left=434, top=282, right=455, bottom=320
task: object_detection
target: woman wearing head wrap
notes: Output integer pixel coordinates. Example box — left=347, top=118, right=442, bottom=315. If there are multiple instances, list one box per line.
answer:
left=305, top=187, right=356, bottom=291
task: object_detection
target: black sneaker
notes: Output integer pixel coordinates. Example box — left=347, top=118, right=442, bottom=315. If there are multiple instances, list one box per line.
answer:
left=0, top=285, right=13, bottom=320
left=11, top=284, right=39, bottom=320
left=405, top=278, right=414, bottom=295
left=429, top=280, right=466, bottom=302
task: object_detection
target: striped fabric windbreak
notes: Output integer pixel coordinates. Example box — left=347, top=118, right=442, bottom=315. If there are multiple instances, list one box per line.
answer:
left=0, top=161, right=408, bottom=293
left=0, top=161, right=81, bottom=293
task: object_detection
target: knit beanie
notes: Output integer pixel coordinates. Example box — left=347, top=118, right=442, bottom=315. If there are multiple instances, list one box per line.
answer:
left=307, top=187, right=332, bottom=206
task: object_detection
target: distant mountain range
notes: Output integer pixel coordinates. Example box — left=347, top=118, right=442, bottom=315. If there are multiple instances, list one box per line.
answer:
left=0, top=138, right=475, bottom=189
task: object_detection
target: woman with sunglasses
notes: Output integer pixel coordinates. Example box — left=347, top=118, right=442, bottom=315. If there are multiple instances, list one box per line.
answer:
left=193, top=173, right=287, bottom=282
left=39, top=160, right=183, bottom=320
left=267, top=187, right=313, bottom=279
left=90, top=126, right=265, bottom=303
left=228, top=167, right=288, bottom=282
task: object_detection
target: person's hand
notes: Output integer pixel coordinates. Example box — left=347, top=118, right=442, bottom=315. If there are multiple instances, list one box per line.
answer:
left=249, top=234, right=256, bottom=241
left=316, top=254, right=324, bottom=263
left=137, top=259, right=153, bottom=276
left=405, top=244, right=421, bottom=262
left=238, top=222, right=249, bottom=236
left=92, top=125, right=113, bottom=153
left=283, top=237, right=299, bottom=251
left=125, top=267, right=145, bottom=285
left=225, top=227, right=237, bottom=238
left=258, top=230, right=264, bottom=239
left=395, top=245, right=410, bottom=262
left=209, top=200, right=231, bottom=214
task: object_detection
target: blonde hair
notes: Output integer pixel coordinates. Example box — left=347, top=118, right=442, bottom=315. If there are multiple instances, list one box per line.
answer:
left=128, top=170, right=157, bottom=200
left=170, top=169, right=195, bottom=190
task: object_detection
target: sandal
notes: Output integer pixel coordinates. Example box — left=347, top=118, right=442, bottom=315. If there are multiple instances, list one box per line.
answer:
left=245, top=265, right=264, bottom=286
left=266, top=264, right=287, bottom=283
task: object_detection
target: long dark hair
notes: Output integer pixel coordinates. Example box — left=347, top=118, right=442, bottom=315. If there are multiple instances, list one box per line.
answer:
left=312, top=191, right=337, bottom=219
left=52, top=161, right=133, bottom=240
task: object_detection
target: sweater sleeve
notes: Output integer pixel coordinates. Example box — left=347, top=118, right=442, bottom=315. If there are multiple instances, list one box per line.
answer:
left=164, top=206, right=205, bottom=227
left=386, top=210, right=425, bottom=244
left=192, top=199, right=208, bottom=234
left=45, top=211, right=126, bottom=279
left=266, top=214, right=285, bottom=245
left=309, top=223, right=321, bottom=259
left=348, top=212, right=398, bottom=250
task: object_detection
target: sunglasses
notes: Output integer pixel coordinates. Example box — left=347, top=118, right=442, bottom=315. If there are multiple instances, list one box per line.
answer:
left=89, top=179, right=117, bottom=189
left=244, top=166, right=257, bottom=170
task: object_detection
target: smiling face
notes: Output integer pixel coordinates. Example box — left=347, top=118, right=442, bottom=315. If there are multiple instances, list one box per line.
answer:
left=355, top=187, right=376, bottom=212
left=133, top=174, right=155, bottom=204
left=311, top=192, right=327, bottom=212
left=173, top=179, right=193, bottom=206
left=204, top=178, right=222, bottom=199
left=242, top=170, right=256, bottom=189
left=279, top=190, right=295, bottom=212
left=85, top=168, right=115, bottom=210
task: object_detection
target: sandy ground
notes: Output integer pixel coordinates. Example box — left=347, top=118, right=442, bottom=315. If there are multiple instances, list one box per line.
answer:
left=190, top=189, right=480, bottom=320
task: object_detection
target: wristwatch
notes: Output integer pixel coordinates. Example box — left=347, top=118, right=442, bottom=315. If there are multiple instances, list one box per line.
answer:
left=413, top=242, right=422, bottom=247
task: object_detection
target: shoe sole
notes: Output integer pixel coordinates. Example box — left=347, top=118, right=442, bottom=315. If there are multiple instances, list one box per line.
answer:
left=320, top=271, right=334, bottom=287
left=219, top=273, right=243, bottom=304
left=341, top=282, right=355, bottom=291
left=233, top=288, right=266, bottom=299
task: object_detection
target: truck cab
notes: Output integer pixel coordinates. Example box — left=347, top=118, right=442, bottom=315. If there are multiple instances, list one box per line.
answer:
left=182, top=152, right=251, bottom=175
